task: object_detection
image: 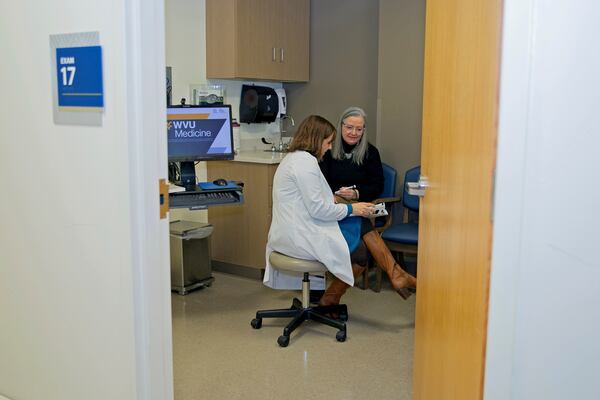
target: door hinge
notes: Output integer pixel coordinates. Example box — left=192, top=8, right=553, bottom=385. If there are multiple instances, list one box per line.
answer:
left=159, top=178, right=169, bottom=219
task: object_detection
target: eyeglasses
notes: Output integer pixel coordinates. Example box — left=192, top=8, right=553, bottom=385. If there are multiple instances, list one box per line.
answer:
left=342, top=123, right=365, bottom=134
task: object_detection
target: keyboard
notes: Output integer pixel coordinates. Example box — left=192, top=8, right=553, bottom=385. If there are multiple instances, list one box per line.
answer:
left=169, top=190, right=240, bottom=209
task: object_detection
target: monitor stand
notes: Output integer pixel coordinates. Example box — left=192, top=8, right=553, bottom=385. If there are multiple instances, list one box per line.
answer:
left=180, top=161, right=200, bottom=192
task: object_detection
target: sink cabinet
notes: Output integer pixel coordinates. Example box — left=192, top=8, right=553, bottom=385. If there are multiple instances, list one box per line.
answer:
left=207, top=161, right=278, bottom=271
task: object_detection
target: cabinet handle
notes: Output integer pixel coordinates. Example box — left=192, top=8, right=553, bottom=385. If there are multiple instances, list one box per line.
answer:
left=272, top=47, right=276, bottom=62
left=280, top=48, right=284, bottom=63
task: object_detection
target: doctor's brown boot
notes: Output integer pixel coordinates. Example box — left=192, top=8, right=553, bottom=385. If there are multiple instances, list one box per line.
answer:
left=362, top=230, right=417, bottom=300
left=319, top=264, right=365, bottom=307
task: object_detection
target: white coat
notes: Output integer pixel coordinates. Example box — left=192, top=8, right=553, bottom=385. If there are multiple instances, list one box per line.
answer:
left=263, top=151, right=353, bottom=290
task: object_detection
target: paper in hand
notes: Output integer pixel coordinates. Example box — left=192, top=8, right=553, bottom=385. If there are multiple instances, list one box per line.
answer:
left=372, top=203, right=388, bottom=217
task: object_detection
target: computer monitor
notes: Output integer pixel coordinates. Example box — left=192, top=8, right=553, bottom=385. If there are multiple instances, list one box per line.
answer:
left=167, top=104, right=234, bottom=191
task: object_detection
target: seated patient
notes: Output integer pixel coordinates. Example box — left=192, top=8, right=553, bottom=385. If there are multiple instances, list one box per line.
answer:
left=319, top=106, right=417, bottom=303
left=263, top=115, right=374, bottom=291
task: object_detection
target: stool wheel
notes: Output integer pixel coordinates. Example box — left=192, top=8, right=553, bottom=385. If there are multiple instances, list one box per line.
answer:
left=251, top=318, right=262, bottom=329
left=277, top=335, right=290, bottom=347
left=336, top=330, right=346, bottom=342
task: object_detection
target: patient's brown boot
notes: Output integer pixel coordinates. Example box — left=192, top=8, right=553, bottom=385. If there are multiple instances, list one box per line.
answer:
left=319, top=265, right=365, bottom=307
left=362, top=230, right=417, bottom=300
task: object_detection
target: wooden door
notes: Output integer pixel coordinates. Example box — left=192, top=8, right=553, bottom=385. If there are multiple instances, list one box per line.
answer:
left=413, top=1, right=503, bottom=399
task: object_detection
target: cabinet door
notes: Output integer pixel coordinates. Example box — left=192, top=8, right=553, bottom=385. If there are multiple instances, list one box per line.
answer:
left=235, top=0, right=280, bottom=80
left=206, top=0, right=236, bottom=78
left=276, top=0, right=310, bottom=81
left=207, top=162, right=277, bottom=269
left=206, top=0, right=309, bottom=81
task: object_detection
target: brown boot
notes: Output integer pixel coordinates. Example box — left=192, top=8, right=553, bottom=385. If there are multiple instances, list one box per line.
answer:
left=362, top=230, right=417, bottom=300
left=319, top=264, right=365, bottom=306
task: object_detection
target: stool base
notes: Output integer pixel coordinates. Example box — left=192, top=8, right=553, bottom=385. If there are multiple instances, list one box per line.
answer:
left=251, top=298, right=348, bottom=347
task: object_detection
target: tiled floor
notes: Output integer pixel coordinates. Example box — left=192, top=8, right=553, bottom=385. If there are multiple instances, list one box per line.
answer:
left=171, top=272, right=415, bottom=400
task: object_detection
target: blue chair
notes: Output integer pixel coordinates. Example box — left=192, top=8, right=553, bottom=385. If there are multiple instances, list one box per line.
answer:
left=380, top=166, right=420, bottom=284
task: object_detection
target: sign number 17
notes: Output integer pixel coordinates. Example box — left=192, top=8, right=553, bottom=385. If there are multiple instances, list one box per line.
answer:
left=60, top=66, right=76, bottom=86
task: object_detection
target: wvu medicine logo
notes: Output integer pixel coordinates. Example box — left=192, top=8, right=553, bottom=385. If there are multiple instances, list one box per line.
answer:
left=168, top=119, right=213, bottom=138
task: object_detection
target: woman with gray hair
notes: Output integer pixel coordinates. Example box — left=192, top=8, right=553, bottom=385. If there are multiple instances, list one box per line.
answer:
left=321, top=106, right=384, bottom=201
left=318, top=106, right=417, bottom=306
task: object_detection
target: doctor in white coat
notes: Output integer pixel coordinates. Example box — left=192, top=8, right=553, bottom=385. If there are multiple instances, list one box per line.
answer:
left=264, top=115, right=374, bottom=290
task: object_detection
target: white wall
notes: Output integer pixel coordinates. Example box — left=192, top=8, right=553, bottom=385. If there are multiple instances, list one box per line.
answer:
left=377, top=0, right=425, bottom=189
left=285, top=0, right=380, bottom=143
left=486, top=1, right=600, bottom=398
left=0, top=1, right=171, bottom=399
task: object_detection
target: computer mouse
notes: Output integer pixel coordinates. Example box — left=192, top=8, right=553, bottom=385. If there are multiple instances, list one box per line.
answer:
left=213, top=178, right=228, bottom=186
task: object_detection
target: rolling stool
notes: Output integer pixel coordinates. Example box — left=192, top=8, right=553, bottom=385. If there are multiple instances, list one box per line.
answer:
left=251, top=251, right=348, bottom=347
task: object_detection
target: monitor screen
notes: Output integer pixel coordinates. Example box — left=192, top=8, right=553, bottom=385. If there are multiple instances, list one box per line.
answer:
left=167, top=104, right=234, bottom=162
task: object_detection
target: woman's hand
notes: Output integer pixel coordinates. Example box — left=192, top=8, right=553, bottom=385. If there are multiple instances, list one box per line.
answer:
left=351, top=202, right=375, bottom=217
left=336, top=186, right=359, bottom=200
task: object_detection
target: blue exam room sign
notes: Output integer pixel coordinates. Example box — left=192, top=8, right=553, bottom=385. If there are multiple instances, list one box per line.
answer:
left=56, top=45, right=104, bottom=108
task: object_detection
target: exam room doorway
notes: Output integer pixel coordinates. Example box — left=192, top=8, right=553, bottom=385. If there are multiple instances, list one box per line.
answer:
left=158, top=1, right=503, bottom=400
left=163, top=1, right=417, bottom=398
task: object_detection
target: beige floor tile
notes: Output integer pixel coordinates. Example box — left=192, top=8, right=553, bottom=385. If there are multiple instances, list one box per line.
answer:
left=172, top=272, right=415, bottom=400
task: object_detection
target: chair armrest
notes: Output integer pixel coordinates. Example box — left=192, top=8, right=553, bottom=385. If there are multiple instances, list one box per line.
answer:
left=369, top=196, right=400, bottom=232
left=372, top=196, right=401, bottom=205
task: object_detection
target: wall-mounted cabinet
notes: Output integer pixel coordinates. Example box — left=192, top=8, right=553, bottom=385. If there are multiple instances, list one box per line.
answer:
left=206, top=0, right=310, bottom=82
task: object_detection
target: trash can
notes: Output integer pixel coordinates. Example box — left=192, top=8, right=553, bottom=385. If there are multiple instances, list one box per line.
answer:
left=169, top=220, right=214, bottom=295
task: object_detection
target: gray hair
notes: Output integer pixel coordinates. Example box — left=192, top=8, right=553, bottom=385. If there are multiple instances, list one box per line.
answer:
left=331, top=106, right=369, bottom=165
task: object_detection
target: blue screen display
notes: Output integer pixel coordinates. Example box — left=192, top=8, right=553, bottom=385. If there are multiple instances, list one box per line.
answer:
left=167, top=105, right=234, bottom=161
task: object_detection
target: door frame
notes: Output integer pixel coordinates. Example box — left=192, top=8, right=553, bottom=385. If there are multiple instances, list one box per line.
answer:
left=130, top=1, right=522, bottom=399
left=126, top=0, right=174, bottom=399
left=485, top=0, right=536, bottom=398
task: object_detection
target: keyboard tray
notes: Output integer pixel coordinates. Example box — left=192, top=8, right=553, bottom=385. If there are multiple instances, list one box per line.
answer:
left=169, top=189, right=243, bottom=210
